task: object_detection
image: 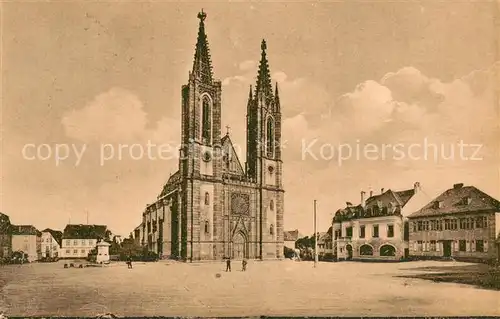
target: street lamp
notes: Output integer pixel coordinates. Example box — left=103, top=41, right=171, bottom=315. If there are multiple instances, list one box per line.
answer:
left=314, top=200, right=318, bottom=268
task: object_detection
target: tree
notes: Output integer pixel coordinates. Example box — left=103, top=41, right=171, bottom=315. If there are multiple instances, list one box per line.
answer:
left=120, top=237, right=144, bottom=260
left=109, top=239, right=121, bottom=255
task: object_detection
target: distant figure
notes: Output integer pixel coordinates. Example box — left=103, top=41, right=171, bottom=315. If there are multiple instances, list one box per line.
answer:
left=127, top=256, right=133, bottom=269
left=226, top=258, right=231, bottom=272
left=242, top=259, right=247, bottom=271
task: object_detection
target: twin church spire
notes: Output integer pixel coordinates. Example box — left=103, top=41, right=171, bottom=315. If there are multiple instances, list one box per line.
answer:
left=192, top=9, right=213, bottom=83
left=254, top=39, right=274, bottom=102
left=192, top=9, right=278, bottom=105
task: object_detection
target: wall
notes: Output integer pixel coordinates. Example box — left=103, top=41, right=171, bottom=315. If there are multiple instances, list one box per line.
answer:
left=12, top=235, right=39, bottom=262
left=60, top=238, right=97, bottom=259
left=0, top=234, right=11, bottom=258
left=41, top=232, right=60, bottom=258
left=409, top=212, right=497, bottom=260
left=334, top=215, right=405, bottom=260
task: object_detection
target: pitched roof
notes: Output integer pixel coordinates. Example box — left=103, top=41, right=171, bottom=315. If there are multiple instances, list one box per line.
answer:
left=42, top=228, right=63, bottom=245
left=0, top=213, right=11, bottom=232
left=394, top=189, right=416, bottom=206
left=317, top=232, right=331, bottom=243
left=408, top=185, right=500, bottom=218
left=221, top=134, right=245, bottom=176
left=334, top=185, right=419, bottom=222
left=333, top=204, right=365, bottom=222
left=62, top=224, right=108, bottom=239
left=365, top=188, right=415, bottom=208
left=160, top=170, right=180, bottom=197
left=11, top=225, right=40, bottom=236
left=284, top=229, right=301, bottom=241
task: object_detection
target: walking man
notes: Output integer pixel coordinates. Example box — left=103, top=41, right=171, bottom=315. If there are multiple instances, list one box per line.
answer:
left=127, top=256, right=133, bottom=269
left=242, top=259, right=247, bottom=271
left=226, top=258, right=231, bottom=272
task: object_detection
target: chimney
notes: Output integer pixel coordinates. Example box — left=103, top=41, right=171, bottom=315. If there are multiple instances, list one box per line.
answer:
left=453, top=183, right=464, bottom=189
left=361, top=191, right=366, bottom=207
left=381, top=188, right=384, bottom=194
left=414, top=182, right=420, bottom=194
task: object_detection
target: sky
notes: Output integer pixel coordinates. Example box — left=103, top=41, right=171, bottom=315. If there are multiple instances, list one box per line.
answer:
left=1, top=1, right=499, bottom=236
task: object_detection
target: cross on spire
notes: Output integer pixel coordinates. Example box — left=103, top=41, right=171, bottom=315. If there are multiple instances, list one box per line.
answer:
left=226, top=125, right=231, bottom=135
left=197, top=9, right=207, bottom=22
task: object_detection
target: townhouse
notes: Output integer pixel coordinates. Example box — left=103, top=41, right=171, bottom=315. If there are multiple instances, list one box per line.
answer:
left=333, top=182, right=430, bottom=261
left=283, top=229, right=302, bottom=249
left=60, top=224, right=109, bottom=259
left=11, top=225, right=42, bottom=262
left=317, top=232, right=332, bottom=256
left=41, top=229, right=63, bottom=259
left=408, top=183, right=500, bottom=262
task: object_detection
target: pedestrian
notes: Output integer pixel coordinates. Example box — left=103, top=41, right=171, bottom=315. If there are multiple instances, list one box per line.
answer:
left=226, top=258, right=231, bottom=272
left=127, top=256, right=133, bottom=269
left=242, top=259, right=247, bottom=271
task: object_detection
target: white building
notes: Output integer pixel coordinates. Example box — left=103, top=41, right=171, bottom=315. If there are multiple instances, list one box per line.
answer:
left=60, top=224, right=108, bottom=259
left=333, top=182, right=430, bottom=261
left=96, top=240, right=111, bottom=263
left=283, top=229, right=301, bottom=249
left=11, top=225, right=41, bottom=262
left=41, top=229, right=62, bottom=258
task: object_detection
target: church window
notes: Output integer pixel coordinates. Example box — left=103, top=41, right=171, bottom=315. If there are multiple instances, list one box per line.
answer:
left=202, top=97, right=211, bottom=144
left=204, top=221, right=209, bottom=234
left=204, top=192, right=210, bottom=205
left=270, top=200, right=274, bottom=211
left=266, top=117, right=275, bottom=158
left=270, top=224, right=274, bottom=235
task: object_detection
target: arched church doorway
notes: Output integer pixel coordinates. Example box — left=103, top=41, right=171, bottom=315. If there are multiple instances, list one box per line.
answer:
left=232, top=232, right=247, bottom=259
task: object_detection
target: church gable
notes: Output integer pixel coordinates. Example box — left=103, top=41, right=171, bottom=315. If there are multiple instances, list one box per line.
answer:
left=221, top=135, right=245, bottom=175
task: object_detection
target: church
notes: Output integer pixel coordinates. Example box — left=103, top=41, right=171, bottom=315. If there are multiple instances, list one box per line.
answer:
left=137, top=10, right=285, bottom=261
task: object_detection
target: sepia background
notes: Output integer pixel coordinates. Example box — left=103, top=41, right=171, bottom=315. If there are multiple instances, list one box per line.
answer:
left=1, top=1, right=499, bottom=236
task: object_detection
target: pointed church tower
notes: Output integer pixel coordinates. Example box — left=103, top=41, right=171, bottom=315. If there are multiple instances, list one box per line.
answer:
left=179, top=10, right=223, bottom=261
left=245, top=40, right=284, bottom=260
left=246, top=40, right=283, bottom=187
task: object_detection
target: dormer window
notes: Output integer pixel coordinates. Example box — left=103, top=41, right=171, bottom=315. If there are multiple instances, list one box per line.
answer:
left=461, top=197, right=472, bottom=205
left=434, top=201, right=444, bottom=209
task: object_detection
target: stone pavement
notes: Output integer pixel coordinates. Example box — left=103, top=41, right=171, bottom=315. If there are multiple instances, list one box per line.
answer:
left=0, top=260, right=499, bottom=317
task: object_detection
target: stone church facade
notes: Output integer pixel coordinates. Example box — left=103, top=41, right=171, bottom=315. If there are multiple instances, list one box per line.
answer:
left=139, top=10, right=284, bottom=261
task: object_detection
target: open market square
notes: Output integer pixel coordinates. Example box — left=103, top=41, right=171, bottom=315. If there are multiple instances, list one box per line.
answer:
left=1, top=260, right=499, bottom=317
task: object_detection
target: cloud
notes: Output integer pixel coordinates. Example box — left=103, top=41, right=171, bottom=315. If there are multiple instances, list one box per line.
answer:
left=222, top=75, right=247, bottom=86
left=62, top=88, right=148, bottom=143
left=273, top=71, right=287, bottom=83
left=281, top=62, right=500, bottom=232
left=239, top=60, right=256, bottom=71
